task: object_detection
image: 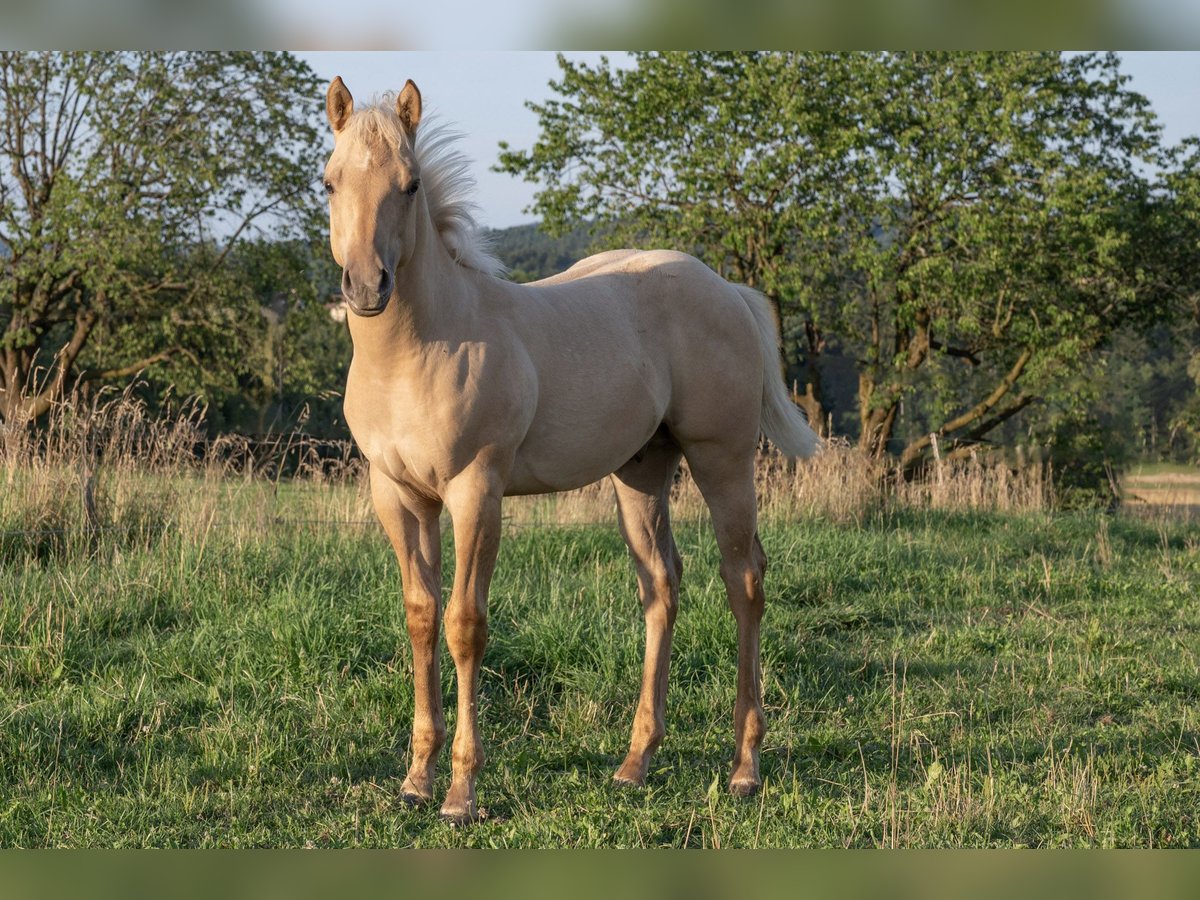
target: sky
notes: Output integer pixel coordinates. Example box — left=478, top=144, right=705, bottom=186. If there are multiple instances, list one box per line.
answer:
left=299, top=51, right=1200, bottom=230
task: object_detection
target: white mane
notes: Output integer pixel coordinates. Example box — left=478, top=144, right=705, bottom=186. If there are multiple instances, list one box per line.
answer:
left=344, top=99, right=505, bottom=278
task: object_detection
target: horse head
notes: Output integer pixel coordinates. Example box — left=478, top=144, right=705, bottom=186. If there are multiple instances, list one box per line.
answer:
left=323, top=76, right=424, bottom=318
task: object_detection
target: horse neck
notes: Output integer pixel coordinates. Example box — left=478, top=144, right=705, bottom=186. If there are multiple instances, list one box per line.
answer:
left=346, top=199, right=475, bottom=364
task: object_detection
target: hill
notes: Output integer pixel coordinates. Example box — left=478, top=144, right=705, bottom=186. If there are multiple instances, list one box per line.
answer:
left=485, top=222, right=597, bottom=283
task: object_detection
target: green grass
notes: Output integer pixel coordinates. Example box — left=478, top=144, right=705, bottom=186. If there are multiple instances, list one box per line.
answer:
left=2, top=497, right=1199, bottom=847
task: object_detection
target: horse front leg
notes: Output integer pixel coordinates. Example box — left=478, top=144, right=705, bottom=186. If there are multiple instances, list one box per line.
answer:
left=439, top=470, right=503, bottom=824
left=370, top=467, right=445, bottom=805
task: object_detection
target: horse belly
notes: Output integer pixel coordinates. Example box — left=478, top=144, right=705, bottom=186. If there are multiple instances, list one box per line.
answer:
left=506, top=382, right=665, bottom=495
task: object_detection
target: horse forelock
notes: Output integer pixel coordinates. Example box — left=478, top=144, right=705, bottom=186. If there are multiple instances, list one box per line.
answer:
left=342, top=99, right=505, bottom=279
left=342, top=96, right=414, bottom=160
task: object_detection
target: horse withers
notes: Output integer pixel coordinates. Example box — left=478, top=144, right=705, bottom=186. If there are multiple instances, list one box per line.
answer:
left=323, top=76, right=820, bottom=824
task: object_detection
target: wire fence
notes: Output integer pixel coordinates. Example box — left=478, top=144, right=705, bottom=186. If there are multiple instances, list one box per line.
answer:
left=2, top=393, right=616, bottom=555
left=0, top=511, right=627, bottom=542
left=0, top=517, right=383, bottom=540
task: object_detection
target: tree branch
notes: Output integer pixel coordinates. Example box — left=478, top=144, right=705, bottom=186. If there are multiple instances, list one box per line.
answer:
left=941, top=346, right=1033, bottom=433
left=20, top=306, right=97, bottom=420
left=900, top=346, right=1035, bottom=467
left=82, top=345, right=197, bottom=381
left=930, top=338, right=981, bottom=366
left=959, top=394, right=1037, bottom=444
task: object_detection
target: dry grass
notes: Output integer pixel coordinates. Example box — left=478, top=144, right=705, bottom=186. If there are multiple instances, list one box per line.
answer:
left=504, top=439, right=1052, bottom=529
left=0, top=387, right=370, bottom=559
left=2, top=392, right=1055, bottom=547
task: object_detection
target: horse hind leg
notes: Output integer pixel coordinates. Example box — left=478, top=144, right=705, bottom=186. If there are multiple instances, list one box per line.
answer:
left=682, top=443, right=767, bottom=797
left=611, top=431, right=683, bottom=787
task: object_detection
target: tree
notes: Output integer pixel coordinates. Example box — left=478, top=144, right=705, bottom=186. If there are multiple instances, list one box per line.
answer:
left=832, top=52, right=1163, bottom=466
left=498, top=52, right=866, bottom=425
left=0, top=51, right=326, bottom=424
left=1137, top=138, right=1200, bottom=461
left=498, top=52, right=1169, bottom=468
left=230, top=238, right=349, bottom=437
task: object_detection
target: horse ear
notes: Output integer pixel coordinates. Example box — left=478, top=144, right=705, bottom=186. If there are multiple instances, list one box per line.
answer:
left=326, top=76, right=354, bottom=132
left=397, top=80, right=422, bottom=133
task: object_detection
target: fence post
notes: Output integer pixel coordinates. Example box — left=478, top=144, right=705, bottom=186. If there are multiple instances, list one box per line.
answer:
left=81, top=463, right=99, bottom=533
left=930, top=432, right=945, bottom=489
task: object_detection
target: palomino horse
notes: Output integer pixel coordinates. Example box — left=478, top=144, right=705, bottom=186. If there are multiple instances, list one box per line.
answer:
left=324, top=77, right=821, bottom=824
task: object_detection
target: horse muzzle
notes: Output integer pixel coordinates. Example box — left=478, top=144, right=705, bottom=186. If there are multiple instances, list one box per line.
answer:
left=341, top=266, right=394, bottom=317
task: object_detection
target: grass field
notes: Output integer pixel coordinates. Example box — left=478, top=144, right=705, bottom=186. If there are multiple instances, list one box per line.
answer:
left=1123, top=464, right=1200, bottom=513
left=2, top=469, right=1199, bottom=847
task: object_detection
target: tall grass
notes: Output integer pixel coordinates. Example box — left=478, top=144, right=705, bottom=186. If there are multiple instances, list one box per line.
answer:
left=2, top=392, right=1057, bottom=552
left=503, top=440, right=1052, bottom=529
left=0, top=387, right=370, bottom=562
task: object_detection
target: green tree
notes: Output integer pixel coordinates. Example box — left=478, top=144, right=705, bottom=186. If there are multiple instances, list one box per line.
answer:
left=233, top=238, right=349, bottom=436
left=829, top=52, right=1164, bottom=465
left=498, top=52, right=1170, bottom=469
left=1152, top=140, right=1200, bottom=461
left=133, top=237, right=349, bottom=436
left=0, top=51, right=326, bottom=424
left=486, top=222, right=596, bottom=284
left=498, top=51, right=863, bottom=349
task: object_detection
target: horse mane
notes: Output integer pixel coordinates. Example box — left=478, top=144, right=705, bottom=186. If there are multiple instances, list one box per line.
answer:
left=344, top=98, right=505, bottom=278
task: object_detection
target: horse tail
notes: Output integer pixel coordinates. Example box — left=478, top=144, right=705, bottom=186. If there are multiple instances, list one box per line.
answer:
left=737, top=286, right=823, bottom=459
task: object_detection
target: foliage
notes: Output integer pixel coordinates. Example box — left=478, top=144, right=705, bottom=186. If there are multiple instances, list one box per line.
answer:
left=0, top=51, right=327, bottom=424
left=147, top=238, right=350, bottom=437
left=499, top=52, right=859, bottom=302
left=498, top=52, right=1186, bottom=478
left=1025, top=136, right=1200, bottom=487
left=1145, top=140, right=1200, bottom=459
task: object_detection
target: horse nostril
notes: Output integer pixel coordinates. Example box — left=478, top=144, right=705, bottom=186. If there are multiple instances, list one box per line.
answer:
left=341, top=266, right=390, bottom=311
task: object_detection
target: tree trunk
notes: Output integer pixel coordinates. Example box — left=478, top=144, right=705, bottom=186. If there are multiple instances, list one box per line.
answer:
left=0, top=307, right=98, bottom=423
left=758, top=292, right=786, bottom=376
left=857, top=369, right=901, bottom=458
left=860, top=402, right=899, bottom=458
left=0, top=351, right=13, bottom=424
left=793, top=319, right=827, bottom=435
left=0, top=348, right=35, bottom=424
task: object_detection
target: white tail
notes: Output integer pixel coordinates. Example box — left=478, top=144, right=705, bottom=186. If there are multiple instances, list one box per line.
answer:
left=738, top=287, right=823, bottom=459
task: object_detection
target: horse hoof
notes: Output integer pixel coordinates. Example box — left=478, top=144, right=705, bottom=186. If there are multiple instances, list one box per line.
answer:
left=399, top=777, right=433, bottom=808
left=439, top=807, right=482, bottom=827
left=729, top=779, right=761, bottom=799
left=613, top=753, right=649, bottom=787
left=439, top=790, right=480, bottom=825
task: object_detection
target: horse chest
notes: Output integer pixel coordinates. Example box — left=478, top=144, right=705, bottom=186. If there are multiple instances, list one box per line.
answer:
left=344, top=356, right=528, bottom=495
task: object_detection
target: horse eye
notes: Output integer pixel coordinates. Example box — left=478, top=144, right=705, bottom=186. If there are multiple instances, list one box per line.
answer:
left=406, top=179, right=420, bottom=196
left=323, top=181, right=334, bottom=196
